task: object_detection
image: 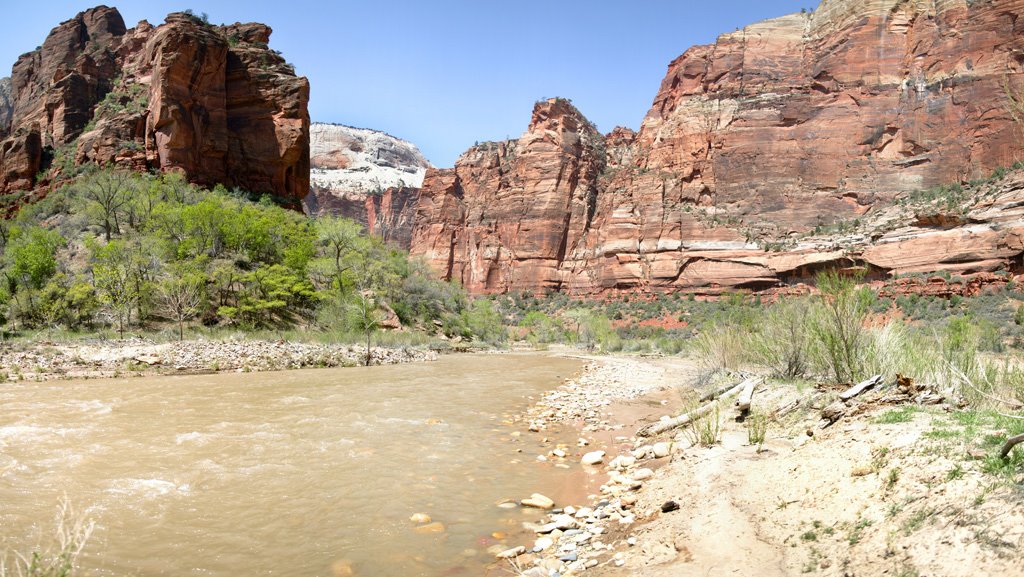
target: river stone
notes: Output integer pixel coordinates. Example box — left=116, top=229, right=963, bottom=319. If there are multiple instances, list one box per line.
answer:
left=534, top=536, right=554, bottom=551
left=653, top=442, right=672, bottom=458
left=409, top=513, right=431, bottom=524
left=522, top=493, right=555, bottom=509
left=633, top=468, right=654, bottom=480
left=610, top=455, right=636, bottom=469
left=552, top=448, right=567, bottom=458
left=413, top=521, right=445, bottom=534
left=496, top=545, right=526, bottom=559
left=581, top=450, right=605, bottom=465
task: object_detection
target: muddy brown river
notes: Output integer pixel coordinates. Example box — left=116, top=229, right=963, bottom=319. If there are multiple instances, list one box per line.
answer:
left=0, top=353, right=593, bottom=577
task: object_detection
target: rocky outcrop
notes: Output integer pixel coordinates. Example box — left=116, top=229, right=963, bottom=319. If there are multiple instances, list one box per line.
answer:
left=304, top=123, right=428, bottom=246
left=0, top=6, right=309, bottom=204
left=411, top=98, right=605, bottom=293
left=411, top=0, right=1024, bottom=294
left=0, top=77, right=12, bottom=137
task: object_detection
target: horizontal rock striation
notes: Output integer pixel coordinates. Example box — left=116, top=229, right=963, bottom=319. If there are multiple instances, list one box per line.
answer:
left=0, top=6, right=309, bottom=205
left=411, top=0, right=1024, bottom=294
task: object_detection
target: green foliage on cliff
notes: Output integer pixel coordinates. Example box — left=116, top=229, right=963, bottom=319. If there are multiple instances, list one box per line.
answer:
left=0, top=168, right=473, bottom=342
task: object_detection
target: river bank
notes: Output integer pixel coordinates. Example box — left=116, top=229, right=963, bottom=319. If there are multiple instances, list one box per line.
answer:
left=494, top=354, right=1024, bottom=577
left=0, top=337, right=438, bottom=381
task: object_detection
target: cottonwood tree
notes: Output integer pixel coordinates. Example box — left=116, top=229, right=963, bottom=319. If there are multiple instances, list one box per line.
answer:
left=156, top=271, right=205, bottom=340
left=90, top=239, right=143, bottom=338
left=78, top=170, right=134, bottom=241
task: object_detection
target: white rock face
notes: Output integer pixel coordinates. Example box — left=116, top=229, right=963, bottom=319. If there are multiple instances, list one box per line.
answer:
left=309, top=122, right=430, bottom=194
left=0, top=78, right=12, bottom=135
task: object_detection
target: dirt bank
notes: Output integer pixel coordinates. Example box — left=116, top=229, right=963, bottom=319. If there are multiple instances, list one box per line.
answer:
left=496, top=354, right=1024, bottom=577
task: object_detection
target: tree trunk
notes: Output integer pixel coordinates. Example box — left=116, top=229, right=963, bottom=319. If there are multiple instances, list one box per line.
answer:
left=638, top=378, right=751, bottom=437
left=839, top=375, right=883, bottom=401
left=178, top=318, right=184, bottom=341
left=735, top=377, right=762, bottom=413
left=365, top=329, right=371, bottom=367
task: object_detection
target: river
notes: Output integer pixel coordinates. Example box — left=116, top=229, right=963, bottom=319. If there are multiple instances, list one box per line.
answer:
left=0, top=353, right=592, bottom=577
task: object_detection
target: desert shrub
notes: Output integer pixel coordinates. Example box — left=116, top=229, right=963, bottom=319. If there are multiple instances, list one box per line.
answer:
left=811, top=271, right=874, bottom=384
left=750, top=297, right=814, bottom=378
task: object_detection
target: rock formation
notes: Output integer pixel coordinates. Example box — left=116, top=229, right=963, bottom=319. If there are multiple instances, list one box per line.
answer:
left=0, top=78, right=12, bottom=137
left=0, top=6, right=309, bottom=205
left=304, top=122, right=429, bottom=247
left=410, top=0, right=1024, bottom=295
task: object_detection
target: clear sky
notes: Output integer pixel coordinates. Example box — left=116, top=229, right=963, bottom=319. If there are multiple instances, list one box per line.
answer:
left=1, top=1, right=814, bottom=166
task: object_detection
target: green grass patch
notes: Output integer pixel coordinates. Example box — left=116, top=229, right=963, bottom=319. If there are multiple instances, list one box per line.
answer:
left=874, top=406, right=918, bottom=424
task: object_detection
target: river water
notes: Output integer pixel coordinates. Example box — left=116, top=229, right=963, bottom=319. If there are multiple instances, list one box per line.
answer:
left=0, top=353, right=591, bottom=577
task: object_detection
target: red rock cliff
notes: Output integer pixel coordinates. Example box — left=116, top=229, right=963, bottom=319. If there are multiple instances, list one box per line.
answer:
left=411, top=0, right=1024, bottom=294
left=0, top=6, right=309, bottom=204
left=411, top=98, right=605, bottom=293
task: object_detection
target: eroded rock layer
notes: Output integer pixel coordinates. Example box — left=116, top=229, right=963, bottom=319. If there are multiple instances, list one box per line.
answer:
left=0, top=6, right=309, bottom=204
left=411, top=0, right=1024, bottom=294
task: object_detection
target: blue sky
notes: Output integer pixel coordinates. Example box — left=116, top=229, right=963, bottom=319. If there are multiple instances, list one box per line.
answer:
left=1, top=1, right=814, bottom=166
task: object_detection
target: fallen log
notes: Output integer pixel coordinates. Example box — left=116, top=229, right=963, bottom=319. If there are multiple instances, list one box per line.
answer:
left=735, top=376, right=762, bottom=413
left=839, top=375, right=883, bottom=401
left=1000, top=433, right=1024, bottom=460
left=699, top=376, right=743, bottom=402
left=638, top=378, right=749, bottom=437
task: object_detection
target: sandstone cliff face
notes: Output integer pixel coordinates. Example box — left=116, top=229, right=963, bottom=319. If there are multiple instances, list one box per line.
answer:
left=411, top=0, right=1024, bottom=294
left=304, top=123, right=428, bottom=247
left=0, top=6, right=309, bottom=204
left=411, top=98, right=605, bottom=293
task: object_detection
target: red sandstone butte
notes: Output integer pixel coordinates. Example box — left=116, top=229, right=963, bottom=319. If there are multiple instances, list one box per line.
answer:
left=0, top=6, right=309, bottom=205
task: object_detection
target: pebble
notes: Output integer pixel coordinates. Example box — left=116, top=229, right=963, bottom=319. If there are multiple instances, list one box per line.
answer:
left=409, top=513, right=431, bottom=524
left=522, top=493, right=555, bottom=509
left=552, top=448, right=567, bottom=458
left=581, top=450, right=606, bottom=465
left=653, top=442, right=672, bottom=458
left=534, top=537, right=554, bottom=552
left=610, top=455, right=636, bottom=469
left=633, top=468, right=654, bottom=480
left=413, top=521, right=445, bottom=534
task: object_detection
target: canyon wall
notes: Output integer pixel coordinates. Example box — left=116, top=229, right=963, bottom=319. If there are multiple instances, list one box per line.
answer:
left=0, top=6, right=309, bottom=205
left=410, top=0, right=1024, bottom=294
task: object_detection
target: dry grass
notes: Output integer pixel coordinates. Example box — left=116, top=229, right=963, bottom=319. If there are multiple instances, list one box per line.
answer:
left=1, top=498, right=94, bottom=577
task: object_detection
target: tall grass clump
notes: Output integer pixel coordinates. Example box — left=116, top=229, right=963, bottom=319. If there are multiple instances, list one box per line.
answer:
left=687, top=402, right=721, bottom=446
left=749, top=297, right=814, bottom=378
left=691, top=324, right=747, bottom=371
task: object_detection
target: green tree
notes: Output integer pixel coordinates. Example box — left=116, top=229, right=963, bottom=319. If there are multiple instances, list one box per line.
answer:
left=91, top=239, right=144, bottom=338
left=76, top=170, right=134, bottom=241
left=2, top=226, right=65, bottom=327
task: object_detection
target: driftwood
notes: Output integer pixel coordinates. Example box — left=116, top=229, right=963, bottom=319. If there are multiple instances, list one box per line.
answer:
left=1001, top=433, right=1024, bottom=460
left=638, top=378, right=750, bottom=437
left=734, top=376, right=763, bottom=413
left=699, top=378, right=744, bottom=402
left=839, top=375, right=883, bottom=401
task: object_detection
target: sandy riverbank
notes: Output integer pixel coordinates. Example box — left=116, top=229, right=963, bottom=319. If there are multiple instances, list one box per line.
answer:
left=492, top=354, right=1024, bottom=577
left=0, top=338, right=438, bottom=381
